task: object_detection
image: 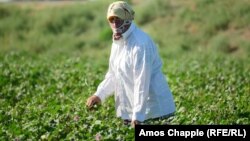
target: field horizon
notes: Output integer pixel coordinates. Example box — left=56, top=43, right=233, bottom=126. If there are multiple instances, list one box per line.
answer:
left=0, top=0, right=249, bottom=140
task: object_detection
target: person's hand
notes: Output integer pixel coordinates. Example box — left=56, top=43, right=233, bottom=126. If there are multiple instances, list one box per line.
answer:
left=86, top=95, right=101, bottom=109
left=131, top=120, right=141, bottom=128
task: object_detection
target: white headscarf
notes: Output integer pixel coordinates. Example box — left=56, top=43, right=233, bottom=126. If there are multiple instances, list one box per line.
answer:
left=107, top=1, right=134, bottom=40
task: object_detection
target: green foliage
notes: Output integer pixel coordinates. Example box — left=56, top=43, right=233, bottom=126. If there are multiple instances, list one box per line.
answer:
left=99, top=27, right=112, bottom=42
left=0, top=0, right=249, bottom=140
left=135, top=0, right=172, bottom=25
left=166, top=54, right=250, bottom=125
left=0, top=5, right=10, bottom=19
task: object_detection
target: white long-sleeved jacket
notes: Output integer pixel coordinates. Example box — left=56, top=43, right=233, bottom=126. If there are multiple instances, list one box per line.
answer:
left=94, top=23, right=175, bottom=122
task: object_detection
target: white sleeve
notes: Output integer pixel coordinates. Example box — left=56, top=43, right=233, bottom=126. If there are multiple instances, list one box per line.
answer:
left=94, top=66, right=115, bottom=103
left=94, top=44, right=116, bottom=103
left=132, top=44, right=153, bottom=122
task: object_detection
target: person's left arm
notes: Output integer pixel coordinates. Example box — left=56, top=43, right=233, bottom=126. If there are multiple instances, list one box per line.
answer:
left=132, top=42, right=154, bottom=124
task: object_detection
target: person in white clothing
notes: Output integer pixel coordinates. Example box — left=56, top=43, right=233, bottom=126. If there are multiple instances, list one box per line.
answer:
left=86, top=1, right=176, bottom=127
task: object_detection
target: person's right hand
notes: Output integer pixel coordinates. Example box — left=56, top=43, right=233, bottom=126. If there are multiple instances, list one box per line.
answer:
left=86, top=95, right=101, bottom=109
left=131, top=120, right=141, bottom=128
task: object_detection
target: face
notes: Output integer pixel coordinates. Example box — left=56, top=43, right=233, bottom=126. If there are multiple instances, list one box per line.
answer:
left=108, top=16, right=124, bottom=28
